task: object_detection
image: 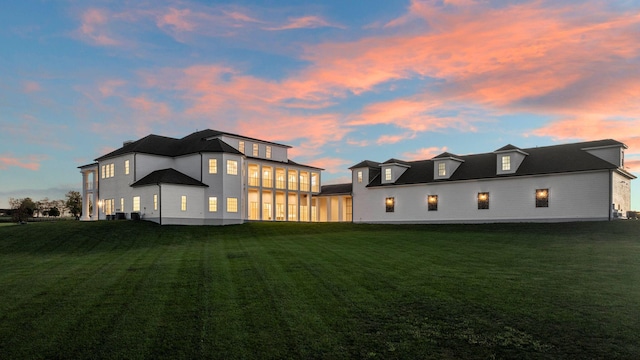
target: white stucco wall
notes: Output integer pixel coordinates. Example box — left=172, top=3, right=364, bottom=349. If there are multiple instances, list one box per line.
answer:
left=612, top=171, right=632, bottom=215
left=352, top=170, right=612, bottom=223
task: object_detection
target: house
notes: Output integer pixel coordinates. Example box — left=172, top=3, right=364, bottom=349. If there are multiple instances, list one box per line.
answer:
left=79, top=131, right=634, bottom=225
left=78, top=129, right=348, bottom=225
left=350, top=139, right=635, bottom=223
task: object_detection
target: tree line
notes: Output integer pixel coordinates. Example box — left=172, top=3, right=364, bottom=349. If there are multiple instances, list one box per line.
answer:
left=6, top=191, right=82, bottom=222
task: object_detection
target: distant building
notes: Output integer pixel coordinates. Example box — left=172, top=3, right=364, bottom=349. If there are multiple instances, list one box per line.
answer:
left=80, top=132, right=634, bottom=225
left=350, top=139, right=635, bottom=223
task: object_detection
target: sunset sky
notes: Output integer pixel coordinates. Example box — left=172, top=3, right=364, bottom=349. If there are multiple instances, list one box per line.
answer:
left=1, top=0, right=639, bottom=210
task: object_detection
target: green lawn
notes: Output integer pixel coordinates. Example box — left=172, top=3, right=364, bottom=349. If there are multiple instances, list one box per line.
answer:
left=1, top=221, right=639, bottom=359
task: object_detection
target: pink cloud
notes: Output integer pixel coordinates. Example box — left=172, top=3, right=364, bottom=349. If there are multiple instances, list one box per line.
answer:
left=157, top=8, right=196, bottom=32
left=98, top=79, right=127, bottom=97
left=0, top=154, right=47, bottom=171
left=77, top=8, right=120, bottom=46
left=304, top=157, right=352, bottom=174
left=22, top=81, right=42, bottom=93
left=266, top=16, right=344, bottom=31
left=402, top=146, right=448, bottom=161
left=626, top=159, right=640, bottom=172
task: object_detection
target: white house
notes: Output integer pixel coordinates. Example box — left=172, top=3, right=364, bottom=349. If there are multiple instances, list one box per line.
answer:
left=80, top=132, right=634, bottom=225
left=79, top=129, right=332, bottom=225
left=350, top=139, right=635, bottom=223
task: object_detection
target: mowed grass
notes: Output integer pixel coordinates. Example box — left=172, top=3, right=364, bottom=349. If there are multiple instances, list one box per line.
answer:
left=0, top=221, right=639, bottom=359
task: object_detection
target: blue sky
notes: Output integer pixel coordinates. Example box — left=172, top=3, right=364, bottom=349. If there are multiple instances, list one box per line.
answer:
left=1, top=0, right=639, bottom=210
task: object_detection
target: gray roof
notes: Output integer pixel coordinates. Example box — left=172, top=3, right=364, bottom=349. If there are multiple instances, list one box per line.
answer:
left=365, top=139, right=629, bottom=187
left=131, top=168, right=208, bottom=187
left=349, top=160, right=381, bottom=169
left=319, top=183, right=352, bottom=195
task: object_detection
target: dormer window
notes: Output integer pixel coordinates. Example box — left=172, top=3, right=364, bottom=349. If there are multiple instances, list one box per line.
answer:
left=438, top=162, right=446, bottom=176
left=252, top=144, right=258, bottom=157
left=385, top=168, right=392, bottom=181
left=239, top=141, right=245, bottom=154
left=502, top=155, right=511, bottom=171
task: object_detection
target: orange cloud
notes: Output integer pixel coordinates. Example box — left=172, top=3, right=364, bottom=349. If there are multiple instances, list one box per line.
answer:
left=157, top=8, right=196, bottom=32
left=402, top=146, right=448, bottom=161
left=0, top=154, right=46, bottom=171
left=626, top=159, right=640, bottom=172
left=530, top=119, right=640, bottom=154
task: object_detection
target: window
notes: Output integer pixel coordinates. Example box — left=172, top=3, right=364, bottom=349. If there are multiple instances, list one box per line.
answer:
left=209, top=159, right=217, bottom=174
left=536, top=189, right=549, bottom=208
left=266, top=146, right=272, bottom=159
left=102, top=163, right=116, bottom=178
left=276, top=169, right=286, bottom=189
left=110, top=164, right=115, bottom=178
left=263, top=167, right=272, bottom=188
left=120, top=198, right=124, bottom=212
left=311, top=173, right=319, bottom=192
left=385, top=197, right=395, bottom=212
left=288, top=170, right=298, bottom=190
left=502, top=155, right=511, bottom=171
left=227, top=160, right=238, bottom=175
left=252, top=144, right=259, bottom=157
left=478, top=192, right=489, bottom=209
left=209, top=197, right=217, bottom=212
left=428, top=195, right=438, bottom=211
left=300, top=172, right=309, bottom=191
left=385, top=168, right=392, bottom=181
left=101, top=165, right=106, bottom=178
left=153, top=194, right=158, bottom=210
left=227, top=197, right=238, bottom=213
left=357, top=171, right=363, bottom=183
left=125, top=160, right=130, bottom=175
left=438, top=162, right=446, bottom=176
left=181, top=196, right=187, bottom=211
left=239, top=141, right=245, bottom=154
left=132, top=196, right=140, bottom=212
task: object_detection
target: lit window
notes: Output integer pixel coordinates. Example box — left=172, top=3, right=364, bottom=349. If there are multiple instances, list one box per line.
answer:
left=132, top=196, right=140, bottom=212
left=227, top=197, right=238, bottom=213
left=110, top=164, right=115, bottom=178
left=227, top=160, right=238, bottom=175
left=253, top=144, right=258, bottom=157
left=120, top=198, right=124, bottom=212
left=239, top=141, right=245, bottom=154
left=428, top=195, right=438, bottom=211
left=357, top=171, right=363, bottom=183
left=502, top=155, right=511, bottom=171
left=288, top=170, right=297, bottom=190
left=385, top=197, right=395, bottom=212
left=101, top=165, right=106, bottom=178
left=153, top=194, right=158, bottom=210
left=266, top=146, right=272, bottom=159
left=209, top=197, right=217, bottom=212
left=385, top=168, right=392, bottom=181
left=438, top=162, right=446, bottom=176
left=478, top=192, right=489, bottom=210
left=263, top=168, right=272, bottom=188
left=125, top=160, right=130, bottom=175
left=311, top=173, right=319, bottom=192
left=209, top=159, right=217, bottom=174
left=181, top=196, right=187, bottom=211
left=536, top=189, right=549, bottom=208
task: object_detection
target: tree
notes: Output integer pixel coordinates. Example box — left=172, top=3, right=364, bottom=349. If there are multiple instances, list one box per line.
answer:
left=48, top=207, right=60, bottom=217
left=65, top=191, right=82, bottom=220
left=9, top=197, right=36, bottom=222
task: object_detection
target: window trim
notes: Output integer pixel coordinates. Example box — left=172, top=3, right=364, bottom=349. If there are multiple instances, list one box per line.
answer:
left=208, top=159, right=217, bottom=174
left=181, top=195, right=187, bottom=212
left=438, top=162, right=446, bottom=176
left=502, top=155, right=511, bottom=171
left=227, top=197, right=238, bottom=213
left=209, top=197, right=217, bottom=212
left=384, top=168, right=392, bottom=181
left=357, top=171, right=363, bottom=183
left=252, top=143, right=259, bottom=157
left=226, top=160, right=238, bottom=175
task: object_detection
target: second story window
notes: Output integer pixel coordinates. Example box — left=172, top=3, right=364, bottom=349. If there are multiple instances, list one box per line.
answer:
left=239, top=141, right=245, bottom=154
left=125, top=160, right=130, bottom=175
left=227, top=160, right=238, bottom=175
left=252, top=144, right=258, bottom=157
left=385, top=168, right=392, bottom=181
left=357, top=171, right=363, bottom=183
left=438, top=162, right=446, bottom=176
left=209, top=159, right=217, bottom=174
left=266, top=146, right=272, bottom=159
left=502, top=155, right=511, bottom=171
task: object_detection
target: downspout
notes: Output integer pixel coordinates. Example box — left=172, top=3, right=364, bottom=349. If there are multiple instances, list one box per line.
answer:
left=158, top=183, right=162, bottom=225
left=134, top=153, right=137, bottom=182
left=200, top=153, right=203, bottom=182
left=608, top=170, right=613, bottom=221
